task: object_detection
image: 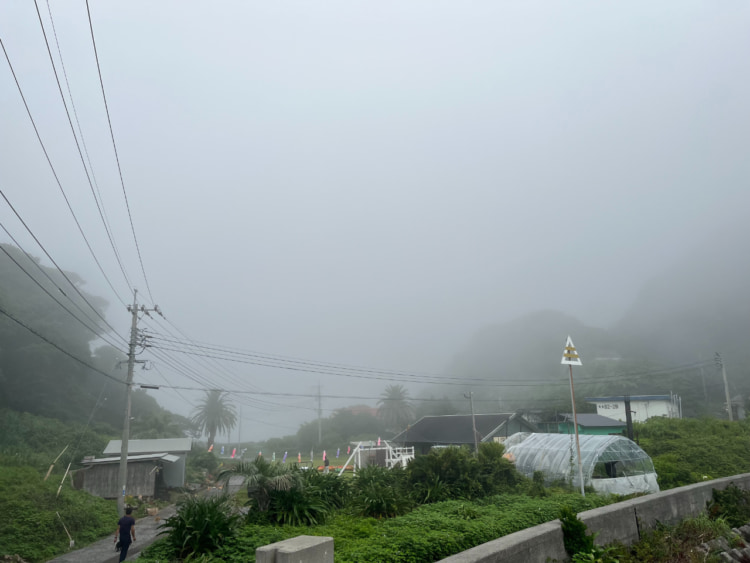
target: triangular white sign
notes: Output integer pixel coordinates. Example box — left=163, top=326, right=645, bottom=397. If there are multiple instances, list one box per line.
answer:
left=561, top=335, right=582, bottom=366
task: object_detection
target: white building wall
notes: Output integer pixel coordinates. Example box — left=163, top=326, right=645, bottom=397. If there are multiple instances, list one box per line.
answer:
left=593, top=399, right=677, bottom=423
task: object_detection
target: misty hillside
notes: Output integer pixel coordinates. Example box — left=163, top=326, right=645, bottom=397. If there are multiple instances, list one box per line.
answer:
left=446, top=310, right=614, bottom=381
left=446, top=228, right=750, bottom=415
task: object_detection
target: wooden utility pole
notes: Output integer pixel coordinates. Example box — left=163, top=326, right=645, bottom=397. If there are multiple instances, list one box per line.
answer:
left=117, top=290, right=160, bottom=516
left=716, top=353, right=733, bottom=421
left=464, top=392, right=478, bottom=454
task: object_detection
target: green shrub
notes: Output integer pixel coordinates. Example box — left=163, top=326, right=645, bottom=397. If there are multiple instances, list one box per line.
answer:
left=350, top=465, right=412, bottom=518
left=268, top=482, right=331, bottom=526
left=159, top=494, right=240, bottom=559
left=560, top=505, right=594, bottom=558
left=707, top=483, right=750, bottom=528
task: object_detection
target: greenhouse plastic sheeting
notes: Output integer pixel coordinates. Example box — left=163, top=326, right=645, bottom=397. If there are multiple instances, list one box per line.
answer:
left=504, top=432, right=659, bottom=495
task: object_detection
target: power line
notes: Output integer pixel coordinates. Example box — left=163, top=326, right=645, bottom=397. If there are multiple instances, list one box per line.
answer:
left=148, top=333, right=479, bottom=382
left=35, top=0, right=134, bottom=298
left=0, top=303, right=125, bottom=385
left=147, top=337, right=713, bottom=388
left=84, top=0, right=155, bottom=304
left=0, top=188, right=127, bottom=343
left=0, top=37, right=128, bottom=307
left=0, top=237, right=126, bottom=352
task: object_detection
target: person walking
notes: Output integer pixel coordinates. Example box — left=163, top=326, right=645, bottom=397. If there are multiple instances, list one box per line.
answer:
left=114, top=506, right=136, bottom=562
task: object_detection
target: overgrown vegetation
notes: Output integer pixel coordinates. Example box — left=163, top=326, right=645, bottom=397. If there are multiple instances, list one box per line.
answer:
left=0, top=466, right=117, bottom=562
left=142, top=492, right=613, bottom=563
left=707, top=483, right=750, bottom=528
left=637, top=417, right=750, bottom=489
left=159, top=495, right=241, bottom=559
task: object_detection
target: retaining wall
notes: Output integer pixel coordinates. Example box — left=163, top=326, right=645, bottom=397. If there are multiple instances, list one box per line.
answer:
left=438, top=473, right=750, bottom=563
left=256, top=535, right=333, bottom=563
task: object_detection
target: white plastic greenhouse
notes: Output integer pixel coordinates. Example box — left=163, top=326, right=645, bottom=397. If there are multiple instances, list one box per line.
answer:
left=504, top=432, right=659, bottom=495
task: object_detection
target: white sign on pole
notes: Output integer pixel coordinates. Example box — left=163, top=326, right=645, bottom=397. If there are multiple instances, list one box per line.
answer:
left=561, top=335, right=582, bottom=366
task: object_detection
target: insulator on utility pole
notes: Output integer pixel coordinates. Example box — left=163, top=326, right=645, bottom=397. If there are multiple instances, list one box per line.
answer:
left=117, top=289, right=160, bottom=517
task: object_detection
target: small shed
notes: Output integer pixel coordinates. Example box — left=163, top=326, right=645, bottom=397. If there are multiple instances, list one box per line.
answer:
left=504, top=432, right=659, bottom=495
left=391, top=413, right=538, bottom=454
left=103, top=438, right=192, bottom=488
left=559, top=413, right=626, bottom=435
left=74, top=453, right=179, bottom=499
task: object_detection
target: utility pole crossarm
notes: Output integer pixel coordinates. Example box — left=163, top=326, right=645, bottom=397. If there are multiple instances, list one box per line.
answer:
left=117, top=290, right=161, bottom=517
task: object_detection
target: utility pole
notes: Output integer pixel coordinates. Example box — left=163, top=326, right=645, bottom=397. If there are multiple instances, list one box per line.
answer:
left=716, top=353, right=733, bottom=422
left=317, top=383, right=322, bottom=445
left=561, top=336, right=585, bottom=497
left=117, top=290, right=160, bottom=516
left=624, top=395, right=634, bottom=440
left=464, top=392, right=478, bottom=454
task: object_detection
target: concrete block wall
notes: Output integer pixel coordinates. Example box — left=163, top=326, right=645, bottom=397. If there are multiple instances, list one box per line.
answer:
left=439, top=473, right=750, bottom=563
left=256, top=535, right=333, bottom=563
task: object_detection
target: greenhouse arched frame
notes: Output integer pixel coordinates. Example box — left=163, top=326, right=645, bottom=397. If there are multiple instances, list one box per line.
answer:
left=504, top=432, right=659, bottom=495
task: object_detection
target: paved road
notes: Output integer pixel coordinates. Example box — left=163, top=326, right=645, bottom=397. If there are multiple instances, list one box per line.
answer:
left=47, top=505, right=176, bottom=563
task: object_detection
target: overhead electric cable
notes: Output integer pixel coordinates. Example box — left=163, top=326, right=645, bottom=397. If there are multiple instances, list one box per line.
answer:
left=84, top=0, right=155, bottom=304
left=0, top=235, right=126, bottom=352
left=0, top=303, right=125, bottom=385
left=145, top=316, right=263, bottom=392
left=0, top=188, right=124, bottom=338
left=149, top=339, right=714, bottom=387
left=36, top=0, right=134, bottom=295
left=0, top=37, right=128, bottom=307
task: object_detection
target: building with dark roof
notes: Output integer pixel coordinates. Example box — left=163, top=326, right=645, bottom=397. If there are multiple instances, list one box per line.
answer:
left=558, top=413, right=626, bottom=435
left=391, top=413, right=538, bottom=454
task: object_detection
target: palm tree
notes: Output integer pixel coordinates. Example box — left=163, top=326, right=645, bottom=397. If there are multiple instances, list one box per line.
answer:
left=377, top=384, right=414, bottom=434
left=218, top=455, right=299, bottom=512
left=190, top=390, right=237, bottom=449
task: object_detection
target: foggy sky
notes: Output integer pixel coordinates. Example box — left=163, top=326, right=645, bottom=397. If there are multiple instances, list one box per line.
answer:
left=1, top=1, right=749, bottom=440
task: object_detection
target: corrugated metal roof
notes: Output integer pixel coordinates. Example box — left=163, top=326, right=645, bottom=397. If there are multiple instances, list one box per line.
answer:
left=103, top=438, right=192, bottom=455
left=562, top=413, right=625, bottom=427
left=84, top=453, right=180, bottom=465
left=392, top=413, right=534, bottom=444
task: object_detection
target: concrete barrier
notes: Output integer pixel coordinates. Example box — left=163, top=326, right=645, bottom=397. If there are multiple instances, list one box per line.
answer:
left=438, top=521, right=567, bottom=563
left=581, top=473, right=750, bottom=547
left=256, top=535, right=333, bottom=563
left=438, top=473, right=750, bottom=562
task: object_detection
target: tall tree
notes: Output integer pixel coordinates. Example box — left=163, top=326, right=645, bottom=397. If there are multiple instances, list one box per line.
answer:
left=191, top=390, right=237, bottom=448
left=377, top=384, right=414, bottom=434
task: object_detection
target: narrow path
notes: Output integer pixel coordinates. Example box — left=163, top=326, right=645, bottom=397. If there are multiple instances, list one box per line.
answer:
left=47, top=505, right=176, bottom=563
